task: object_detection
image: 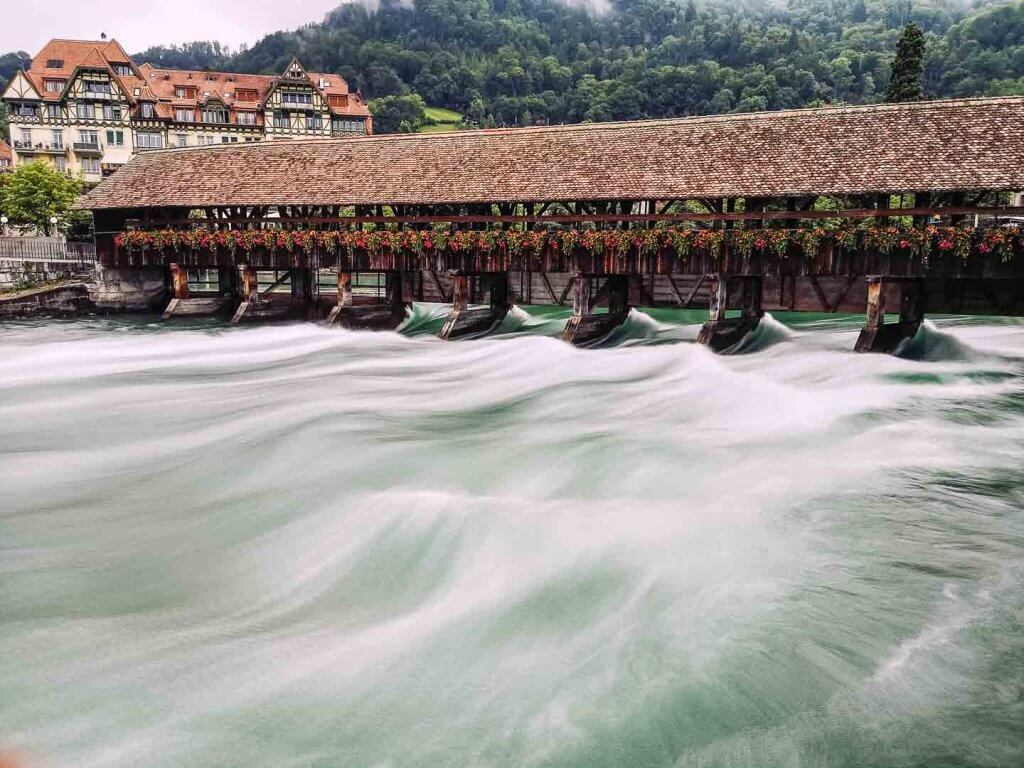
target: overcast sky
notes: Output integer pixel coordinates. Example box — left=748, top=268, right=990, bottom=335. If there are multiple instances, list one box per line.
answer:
left=2, top=1, right=344, bottom=56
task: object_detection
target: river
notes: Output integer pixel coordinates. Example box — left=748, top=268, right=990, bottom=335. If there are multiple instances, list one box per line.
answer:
left=1, top=307, right=1022, bottom=767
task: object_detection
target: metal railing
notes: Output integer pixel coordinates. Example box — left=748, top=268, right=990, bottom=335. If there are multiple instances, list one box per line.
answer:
left=0, top=237, right=96, bottom=263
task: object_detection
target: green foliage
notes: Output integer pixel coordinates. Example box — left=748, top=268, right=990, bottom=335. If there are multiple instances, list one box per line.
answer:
left=368, top=93, right=428, bottom=133
left=886, top=22, right=926, bottom=101
left=0, top=162, right=84, bottom=236
left=6, top=1, right=1024, bottom=136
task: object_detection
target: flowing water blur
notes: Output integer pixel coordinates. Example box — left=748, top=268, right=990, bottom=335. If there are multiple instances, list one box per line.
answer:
left=1, top=308, right=1023, bottom=767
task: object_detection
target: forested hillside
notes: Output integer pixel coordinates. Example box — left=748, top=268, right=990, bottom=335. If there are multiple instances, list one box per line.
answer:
left=133, top=0, right=1024, bottom=130
left=3, top=0, right=1024, bottom=139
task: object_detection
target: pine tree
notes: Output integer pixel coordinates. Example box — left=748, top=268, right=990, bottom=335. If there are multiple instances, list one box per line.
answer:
left=851, top=0, right=867, bottom=24
left=885, top=22, right=926, bottom=102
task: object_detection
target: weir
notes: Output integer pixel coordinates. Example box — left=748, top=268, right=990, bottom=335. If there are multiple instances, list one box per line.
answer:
left=439, top=271, right=512, bottom=339
left=74, top=97, right=1024, bottom=354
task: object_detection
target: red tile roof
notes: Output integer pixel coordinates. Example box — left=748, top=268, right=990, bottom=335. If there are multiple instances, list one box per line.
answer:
left=24, top=39, right=141, bottom=102
left=0, top=139, right=12, bottom=167
left=15, top=39, right=370, bottom=120
left=136, top=63, right=370, bottom=120
left=79, top=97, right=1024, bottom=211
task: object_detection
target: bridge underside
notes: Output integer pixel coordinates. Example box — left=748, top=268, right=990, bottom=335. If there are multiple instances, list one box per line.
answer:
left=90, top=195, right=1024, bottom=354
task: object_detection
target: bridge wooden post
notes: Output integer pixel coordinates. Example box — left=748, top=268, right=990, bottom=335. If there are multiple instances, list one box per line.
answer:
left=696, top=273, right=764, bottom=352
left=327, top=270, right=411, bottom=330
left=854, top=276, right=923, bottom=353
left=162, top=262, right=233, bottom=320
left=169, top=263, right=189, bottom=300
left=438, top=271, right=512, bottom=340
left=562, top=273, right=632, bottom=345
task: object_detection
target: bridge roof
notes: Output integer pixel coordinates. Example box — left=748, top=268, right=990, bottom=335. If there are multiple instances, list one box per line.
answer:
left=79, top=97, right=1024, bottom=211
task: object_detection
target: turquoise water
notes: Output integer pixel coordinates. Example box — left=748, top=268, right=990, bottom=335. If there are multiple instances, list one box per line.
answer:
left=1, top=307, right=1023, bottom=767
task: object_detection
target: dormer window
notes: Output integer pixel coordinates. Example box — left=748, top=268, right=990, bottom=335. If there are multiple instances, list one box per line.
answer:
left=281, top=91, right=312, bottom=105
left=112, top=63, right=132, bottom=77
left=45, top=58, right=64, bottom=68
left=84, top=81, right=111, bottom=95
left=175, top=86, right=198, bottom=100
left=235, top=88, right=259, bottom=102
left=44, top=79, right=66, bottom=93
left=139, top=103, right=155, bottom=119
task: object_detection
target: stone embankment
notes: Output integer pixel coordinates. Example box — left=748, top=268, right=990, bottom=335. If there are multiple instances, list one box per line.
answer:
left=0, top=267, right=167, bottom=319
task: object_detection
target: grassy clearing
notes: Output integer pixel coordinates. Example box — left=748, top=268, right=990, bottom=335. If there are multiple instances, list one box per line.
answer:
left=418, top=106, right=464, bottom=134
left=423, top=106, right=463, bottom=123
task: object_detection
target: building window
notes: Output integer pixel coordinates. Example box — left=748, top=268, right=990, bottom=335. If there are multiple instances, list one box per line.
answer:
left=202, top=109, right=228, bottom=124
left=106, top=130, right=124, bottom=146
left=16, top=103, right=38, bottom=117
left=51, top=130, right=63, bottom=148
left=332, top=118, right=366, bottom=134
left=221, top=136, right=239, bottom=143
left=102, top=104, right=121, bottom=121
left=46, top=58, right=64, bottom=69
left=175, top=134, right=188, bottom=147
left=281, top=91, right=313, bottom=105
left=136, top=131, right=163, bottom=149
left=76, top=103, right=93, bottom=120
left=84, top=81, right=111, bottom=95
left=79, top=130, right=99, bottom=146
left=139, top=103, right=155, bottom=119
left=175, top=108, right=195, bottom=122
left=20, top=128, right=31, bottom=145
left=305, top=115, right=323, bottom=130
left=44, top=79, right=65, bottom=93
left=273, top=112, right=290, bottom=128
left=174, top=86, right=198, bottom=99
left=197, top=135, right=215, bottom=146
left=46, top=104, right=61, bottom=119
left=235, top=89, right=259, bottom=102
left=112, top=63, right=132, bottom=77
left=82, top=158, right=101, bottom=174
left=236, top=111, right=256, bottom=125
left=55, top=157, right=67, bottom=173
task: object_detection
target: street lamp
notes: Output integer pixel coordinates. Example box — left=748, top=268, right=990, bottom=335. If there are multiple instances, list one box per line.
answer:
left=0, top=215, right=7, bottom=236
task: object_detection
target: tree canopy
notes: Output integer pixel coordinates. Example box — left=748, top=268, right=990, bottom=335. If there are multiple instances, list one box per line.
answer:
left=0, top=162, right=84, bottom=236
left=886, top=22, right=926, bottom=101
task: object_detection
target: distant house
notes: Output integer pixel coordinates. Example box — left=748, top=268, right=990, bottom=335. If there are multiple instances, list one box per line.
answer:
left=0, top=138, right=12, bottom=171
left=1, top=38, right=373, bottom=183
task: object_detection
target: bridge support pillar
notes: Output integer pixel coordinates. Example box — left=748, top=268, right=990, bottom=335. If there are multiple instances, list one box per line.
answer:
left=697, top=274, right=763, bottom=352
left=328, top=270, right=411, bottom=330
left=162, top=262, right=229, bottom=319
left=854, top=276, right=923, bottom=353
left=563, top=273, right=632, bottom=345
left=438, top=271, right=511, bottom=340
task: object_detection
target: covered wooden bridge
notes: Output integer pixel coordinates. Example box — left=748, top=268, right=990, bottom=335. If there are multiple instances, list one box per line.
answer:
left=78, top=96, right=1024, bottom=351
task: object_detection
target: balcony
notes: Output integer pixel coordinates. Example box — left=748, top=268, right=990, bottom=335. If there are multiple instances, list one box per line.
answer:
left=13, top=141, right=66, bottom=155
left=73, top=142, right=104, bottom=156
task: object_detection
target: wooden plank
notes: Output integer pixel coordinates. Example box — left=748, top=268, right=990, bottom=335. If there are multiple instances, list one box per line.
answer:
left=557, top=279, right=574, bottom=307
left=539, top=271, right=558, bottom=304
left=682, top=274, right=706, bottom=308
left=666, top=274, right=686, bottom=306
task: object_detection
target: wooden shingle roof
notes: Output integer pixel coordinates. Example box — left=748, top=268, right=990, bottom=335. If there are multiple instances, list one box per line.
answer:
left=79, top=97, right=1024, bottom=211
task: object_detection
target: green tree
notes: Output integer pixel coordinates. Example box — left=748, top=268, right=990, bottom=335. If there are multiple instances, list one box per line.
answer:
left=0, top=162, right=84, bottom=236
left=368, top=93, right=428, bottom=134
left=886, top=22, right=926, bottom=102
